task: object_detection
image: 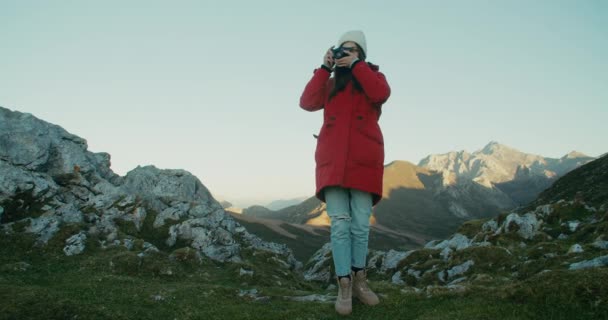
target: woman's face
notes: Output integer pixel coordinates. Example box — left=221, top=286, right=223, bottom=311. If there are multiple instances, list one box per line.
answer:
left=341, top=41, right=361, bottom=59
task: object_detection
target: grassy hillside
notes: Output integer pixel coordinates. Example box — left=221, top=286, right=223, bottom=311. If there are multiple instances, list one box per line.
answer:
left=529, top=154, right=608, bottom=209
left=1, top=229, right=606, bottom=319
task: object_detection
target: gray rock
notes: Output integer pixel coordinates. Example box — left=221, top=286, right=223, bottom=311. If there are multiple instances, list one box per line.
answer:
left=87, top=181, right=123, bottom=209
left=439, top=260, right=475, bottom=282
left=63, top=231, right=87, bottom=256
left=498, top=212, right=541, bottom=239
left=558, top=233, right=569, bottom=240
left=568, top=244, right=584, bottom=254
left=569, top=255, right=608, bottom=270
left=592, top=240, right=608, bottom=250
left=424, top=239, right=441, bottom=249
left=185, top=227, right=211, bottom=249
left=472, top=241, right=492, bottom=247
left=238, top=288, right=258, bottom=298
left=189, top=203, right=215, bottom=218
left=286, top=294, right=335, bottom=303
left=143, top=241, right=159, bottom=252
left=206, top=209, right=227, bottom=228
left=122, top=238, right=135, bottom=250
left=400, top=287, right=422, bottom=294
left=381, top=249, right=414, bottom=272
left=26, top=216, right=60, bottom=244
left=240, top=230, right=301, bottom=270
left=448, top=277, right=467, bottom=285
left=391, top=271, right=405, bottom=285
left=56, top=203, right=84, bottom=224
left=407, top=268, right=422, bottom=279
left=139, top=242, right=161, bottom=258
left=0, top=109, right=52, bottom=170
left=116, top=195, right=137, bottom=209
left=304, top=243, right=333, bottom=282
left=440, top=247, right=452, bottom=262
left=0, top=107, right=120, bottom=182
left=167, top=217, right=214, bottom=247
left=154, top=206, right=188, bottom=228
left=213, top=228, right=235, bottom=246
left=366, top=250, right=385, bottom=270
left=0, top=160, right=59, bottom=201
left=221, top=217, right=236, bottom=233
left=482, top=220, right=498, bottom=233
left=568, top=220, right=580, bottom=233
left=240, top=267, right=254, bottom=277
left=431, top=233, right=471, bottom=251
left=122, top=165, right=221, bottom=210
left=536, top=204, right=553, bottom=217
left=202, top=243, right=241, bottom=263
left=165, top=213, right=299, bottom=267
left=446, top=284, right=467, bottom=293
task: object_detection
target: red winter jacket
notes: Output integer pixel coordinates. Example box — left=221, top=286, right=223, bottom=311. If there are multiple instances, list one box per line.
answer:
left=299, top=61, right=391, bottom=205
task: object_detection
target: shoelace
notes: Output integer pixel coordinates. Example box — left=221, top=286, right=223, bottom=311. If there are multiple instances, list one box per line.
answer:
left=355, top=274, right=371, bottom=292
left=340, top=279, right=351, bottom=299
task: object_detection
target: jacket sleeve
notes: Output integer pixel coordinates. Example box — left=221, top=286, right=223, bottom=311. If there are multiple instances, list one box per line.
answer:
left=299, top=67, right=332, bottom=112
left=351, top=62, right=391, bottom=104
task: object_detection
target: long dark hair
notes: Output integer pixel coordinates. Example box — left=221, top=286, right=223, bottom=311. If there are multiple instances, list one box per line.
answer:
left=328, top=43, right=367, bottom=101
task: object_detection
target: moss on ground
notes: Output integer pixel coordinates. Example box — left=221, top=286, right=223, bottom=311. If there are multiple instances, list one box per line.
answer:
left=1, top=229, right=607, bottom=319
left=0, top=189, right=49, bottom=224
left=450, top=246, right=517, bottom=275
left=456, top=218, right=489, bottom=238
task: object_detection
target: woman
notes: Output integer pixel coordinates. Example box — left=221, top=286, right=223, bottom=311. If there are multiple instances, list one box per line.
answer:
left=299, top=30, right=390, bottom=316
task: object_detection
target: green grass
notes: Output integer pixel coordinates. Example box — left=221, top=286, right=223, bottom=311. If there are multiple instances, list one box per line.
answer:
left=1, top=226, right=608, bottom=319
left=0, top=189, right=49, bottom=224
left=456, top=218, right=490, bottom=239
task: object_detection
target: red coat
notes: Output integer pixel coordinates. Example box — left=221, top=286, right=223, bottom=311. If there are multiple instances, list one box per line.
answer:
left=300, top=62, right=391, bottom=206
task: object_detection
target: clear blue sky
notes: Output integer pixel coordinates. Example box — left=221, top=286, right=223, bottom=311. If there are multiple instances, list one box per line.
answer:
left=1, top=1, right=606, bottom=207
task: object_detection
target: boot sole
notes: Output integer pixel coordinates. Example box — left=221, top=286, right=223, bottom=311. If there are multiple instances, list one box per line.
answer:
left=353, top=294, right=379, bottom=306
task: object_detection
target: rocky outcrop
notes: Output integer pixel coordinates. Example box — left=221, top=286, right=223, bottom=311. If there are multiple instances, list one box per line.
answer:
left=304, top=198, right=608, bottom=294
left=0, top=106, right=300, bottom=270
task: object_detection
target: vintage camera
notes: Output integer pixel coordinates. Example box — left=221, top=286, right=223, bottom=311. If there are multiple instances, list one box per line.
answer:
left=331, top=46, right=353, bottom=60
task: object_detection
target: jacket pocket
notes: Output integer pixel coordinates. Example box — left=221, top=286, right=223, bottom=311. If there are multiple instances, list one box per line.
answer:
left=315, top=122, right=334, bottom=166
left=351, top=119, right=384, bottom=168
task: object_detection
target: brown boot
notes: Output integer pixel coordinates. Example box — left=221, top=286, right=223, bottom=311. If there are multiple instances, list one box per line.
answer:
left=352, top=270, right=379, bottom=306
left=335, top=276, right=352, bottom=315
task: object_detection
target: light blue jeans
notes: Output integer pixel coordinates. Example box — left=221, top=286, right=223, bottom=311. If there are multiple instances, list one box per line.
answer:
left=324, top=186, right=373, bottom=277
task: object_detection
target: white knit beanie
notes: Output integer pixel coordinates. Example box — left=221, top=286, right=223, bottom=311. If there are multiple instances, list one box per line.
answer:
left=337, top=30, right=367, bottom=57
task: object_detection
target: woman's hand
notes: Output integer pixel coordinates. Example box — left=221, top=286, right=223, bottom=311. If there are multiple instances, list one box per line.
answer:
left=323, top=47, right=335, bottom=69
left=335, top=50, right=359, bottom=68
